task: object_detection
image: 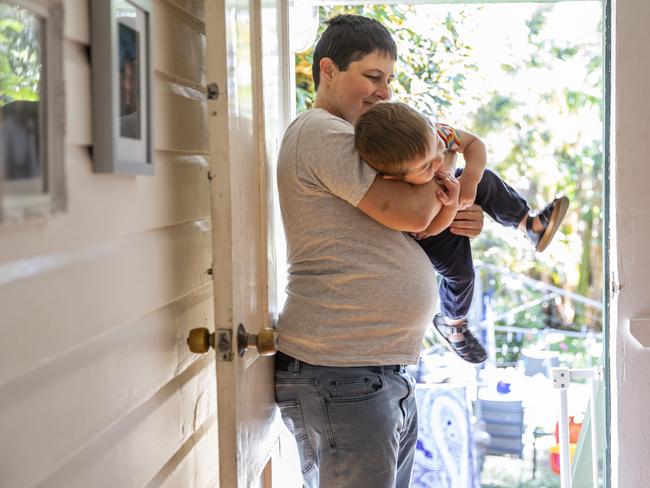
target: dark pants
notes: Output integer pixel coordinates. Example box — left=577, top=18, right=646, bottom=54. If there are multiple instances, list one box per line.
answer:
left=417, top=168, right=530, bottom=319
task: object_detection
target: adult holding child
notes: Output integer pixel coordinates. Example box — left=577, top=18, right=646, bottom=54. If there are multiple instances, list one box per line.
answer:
left=274, top=14, right=485, bottom=488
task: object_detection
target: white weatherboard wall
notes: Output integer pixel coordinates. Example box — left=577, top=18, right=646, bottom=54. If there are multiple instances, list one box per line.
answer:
left=612, top=0, right=650, bottom=486
left=0, top=1, right=219, bottom=487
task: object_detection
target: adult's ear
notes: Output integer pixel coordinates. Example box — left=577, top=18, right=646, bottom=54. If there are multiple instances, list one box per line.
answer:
left=319, top=57, right=338, bottom=85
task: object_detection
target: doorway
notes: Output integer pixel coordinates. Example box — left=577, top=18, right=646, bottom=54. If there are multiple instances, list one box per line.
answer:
left=286, top=1, right=609, bottom=486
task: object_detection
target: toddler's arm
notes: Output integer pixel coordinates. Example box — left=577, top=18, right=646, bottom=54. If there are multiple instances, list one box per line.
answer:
left=442, top=149, right=458, bottom=173
left=437, top=124, right=487, bottom=209
left=415, top=171, right=460, bottom=238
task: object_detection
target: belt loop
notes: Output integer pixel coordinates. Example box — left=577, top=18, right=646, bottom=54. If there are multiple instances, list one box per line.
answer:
left=291, top=357, right=300, bottom=375
left=379, top=365, right=385, bottom=375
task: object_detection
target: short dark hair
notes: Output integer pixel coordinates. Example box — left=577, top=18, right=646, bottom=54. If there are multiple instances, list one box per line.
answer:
left=312, top=14, right=397, bottom=90
left=354, top=102, right=432, bottom=177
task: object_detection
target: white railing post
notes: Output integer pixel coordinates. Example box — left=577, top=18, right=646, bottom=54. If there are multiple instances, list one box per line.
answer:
left=552, top=366, right=602, bottom=488
left=553, top=367, right=572, bottom=488
left=589, top=368, right=602, bottom=488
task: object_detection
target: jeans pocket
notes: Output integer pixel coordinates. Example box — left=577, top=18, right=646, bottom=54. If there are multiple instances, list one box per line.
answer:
left=327, top=374, right=384, bottom=403
left=277, top=400, right=315, bottom=474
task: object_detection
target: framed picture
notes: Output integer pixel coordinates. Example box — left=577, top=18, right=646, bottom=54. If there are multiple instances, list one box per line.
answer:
left=90, top=0, right=153, bottom=175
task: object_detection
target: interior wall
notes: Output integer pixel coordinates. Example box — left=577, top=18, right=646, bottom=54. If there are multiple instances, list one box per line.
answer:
left=0, top=1, right=218, bottom=487
left=611, top=0, right=650, bottom=485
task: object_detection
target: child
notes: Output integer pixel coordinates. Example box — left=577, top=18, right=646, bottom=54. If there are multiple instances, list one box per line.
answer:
left=354, top=102, right=569, bottom=364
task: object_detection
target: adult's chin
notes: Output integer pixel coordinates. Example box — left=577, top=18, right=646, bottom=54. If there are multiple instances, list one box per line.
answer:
left=353, top=102, right=375, bottom=120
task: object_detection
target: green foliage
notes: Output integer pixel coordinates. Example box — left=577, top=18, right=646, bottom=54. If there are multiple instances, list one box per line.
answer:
left=524, top=7, right=569, bottom=68
left=0, top=5, right=41, bottom=106
left=453, top=3, right=602, bottom=364
left=564, top=89, right=600, bottom=113
left=471, top=5, right=603, bottom=311
left=472, top=94, right=519, bottom=136
left=295, top=5, right=477, bottom=119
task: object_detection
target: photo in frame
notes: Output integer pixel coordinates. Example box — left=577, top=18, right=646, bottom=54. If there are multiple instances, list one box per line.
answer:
left=90, top=0, right=153, bottom=174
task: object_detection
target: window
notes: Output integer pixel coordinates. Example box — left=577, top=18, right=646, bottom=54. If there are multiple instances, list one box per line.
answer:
left=0, top=1, right=65, bottom=223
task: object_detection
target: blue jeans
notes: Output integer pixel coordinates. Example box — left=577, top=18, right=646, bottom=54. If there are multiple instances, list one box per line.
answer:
left=275, top=352, right=418, bottom=488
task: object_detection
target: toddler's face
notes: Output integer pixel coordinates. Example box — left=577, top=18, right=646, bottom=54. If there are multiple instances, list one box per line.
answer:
left=398, top=132, right=446, bottom=185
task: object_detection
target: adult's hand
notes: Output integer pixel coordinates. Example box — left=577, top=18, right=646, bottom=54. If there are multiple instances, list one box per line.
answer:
left=450, top=204, right=484, bottom=238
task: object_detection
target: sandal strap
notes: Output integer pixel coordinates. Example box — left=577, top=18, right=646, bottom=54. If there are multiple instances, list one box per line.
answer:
left=526, top=215, right=542, bottom=247
left=438, top=323, right=468, bottom=336
left=537, top=199, right=557, bottom=227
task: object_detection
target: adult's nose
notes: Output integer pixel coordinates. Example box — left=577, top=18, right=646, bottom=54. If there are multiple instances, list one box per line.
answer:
left=377, top=81, right=392, bottom=101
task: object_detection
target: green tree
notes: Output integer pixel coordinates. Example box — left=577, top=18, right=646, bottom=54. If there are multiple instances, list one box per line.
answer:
left=471, top=5, right=603, bottom=307
left=295, top=5, right=477, bottom=120
left=467, top=5, right=603, bottom=359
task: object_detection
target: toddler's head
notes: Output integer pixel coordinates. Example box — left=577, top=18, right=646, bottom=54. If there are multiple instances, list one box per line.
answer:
left=354, top=102, right=444, bottom=184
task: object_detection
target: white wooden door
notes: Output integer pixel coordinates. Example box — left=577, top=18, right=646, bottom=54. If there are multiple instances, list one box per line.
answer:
left=204, top=0, right=289, bottom=486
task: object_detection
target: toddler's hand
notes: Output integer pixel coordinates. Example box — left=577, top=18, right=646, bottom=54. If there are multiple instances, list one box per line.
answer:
left=458, top=177, right=478, bottom=210
left=435, top=170, right=460, bottom=208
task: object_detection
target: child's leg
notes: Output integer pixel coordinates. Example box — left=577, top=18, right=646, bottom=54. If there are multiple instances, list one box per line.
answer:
left=418, top=230, right=474, bottom=320
left=457, top=168, right=570, bottom=252
left=456, top=167, right=529, bottom=228
left=418, top=231, right=487, bottom=364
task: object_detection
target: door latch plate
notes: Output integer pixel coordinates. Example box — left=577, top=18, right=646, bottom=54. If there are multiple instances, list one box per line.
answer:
left=216, top=329, right=233, bottom=361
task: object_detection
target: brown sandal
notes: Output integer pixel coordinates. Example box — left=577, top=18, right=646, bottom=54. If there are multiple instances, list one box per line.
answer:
left=526, top=196, right=570, bottom=252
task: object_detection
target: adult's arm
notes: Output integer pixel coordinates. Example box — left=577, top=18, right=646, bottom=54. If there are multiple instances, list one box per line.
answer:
left=357, top=176, right=444, bottom=233
left=296, top=111, right=443, bottom=233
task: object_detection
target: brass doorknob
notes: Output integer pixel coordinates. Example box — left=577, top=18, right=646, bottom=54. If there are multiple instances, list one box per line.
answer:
left=238, top=323, right=277, bottom=357
left=187, top=328, right=215, bottom=354
left=186, top=324, right=277, bottom=358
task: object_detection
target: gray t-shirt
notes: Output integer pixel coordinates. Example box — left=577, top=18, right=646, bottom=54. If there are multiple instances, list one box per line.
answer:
left=276, top=108, right=437, bottom=366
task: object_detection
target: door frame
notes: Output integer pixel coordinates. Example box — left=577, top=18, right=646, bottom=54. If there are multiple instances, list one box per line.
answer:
left=298, top=0, right=612, bottom=485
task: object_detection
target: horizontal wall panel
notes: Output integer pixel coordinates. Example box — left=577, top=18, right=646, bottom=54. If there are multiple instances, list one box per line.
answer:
left=154, top=76, right=208, bottom=152
left=2, top=2, right=218, bottom=488
left=64, top=0, right=206, bottom=47
left=161, top=0, right=205, bottom=24
left=155, top=1, right=206, bottom=85
left=0, top=287, right=215, bottom=488
left=0, top=147, right=210, bottom=264
left=147, top=416, right=219, bottom=488
left=33, top=360, right=216, bottom=488
left=0, top=220, right=212, bottom=387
